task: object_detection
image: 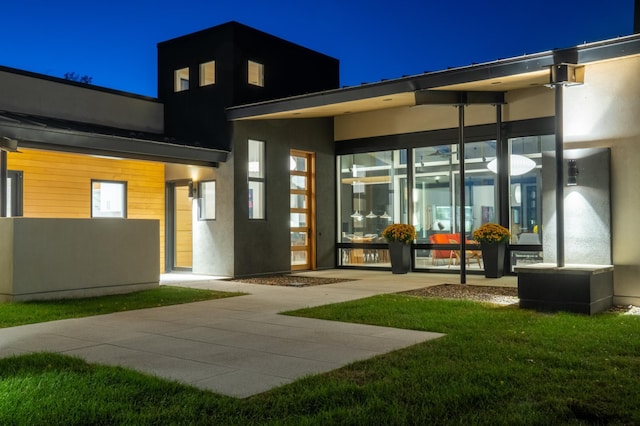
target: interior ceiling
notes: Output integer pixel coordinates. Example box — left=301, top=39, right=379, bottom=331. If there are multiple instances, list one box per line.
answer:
left=236, top=69, right=551, bottom=120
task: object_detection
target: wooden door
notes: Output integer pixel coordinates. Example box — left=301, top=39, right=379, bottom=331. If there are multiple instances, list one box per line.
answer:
left=290, top=150, right=315, bottom=270
left=174, top=185, right=192, bottom=269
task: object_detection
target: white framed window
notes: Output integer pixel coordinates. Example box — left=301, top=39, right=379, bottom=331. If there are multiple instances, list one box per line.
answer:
left=198, top=180, right=216, bottom=220
left=174, top=67, right=190, bottom=92
left=248, top=139, right=265, bottom=219
left=91, top=180, right=127, bottom=218
left=248, top=60, right=264, bottom=87
left=199, top=60, right=215, bottom=86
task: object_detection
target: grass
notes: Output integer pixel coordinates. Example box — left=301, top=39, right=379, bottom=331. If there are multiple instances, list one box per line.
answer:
left=1, top=295, right=640, bottom=424
left=0, top=286, right=244, bottom=328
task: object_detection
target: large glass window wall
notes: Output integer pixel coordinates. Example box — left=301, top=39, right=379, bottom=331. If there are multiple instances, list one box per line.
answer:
left=337, top=133, right=552, bottom=274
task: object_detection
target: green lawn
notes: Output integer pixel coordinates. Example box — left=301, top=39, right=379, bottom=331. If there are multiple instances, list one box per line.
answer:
left=0, top=286, right=244, bottom=328
left=1, top=294, right=639, bottom=424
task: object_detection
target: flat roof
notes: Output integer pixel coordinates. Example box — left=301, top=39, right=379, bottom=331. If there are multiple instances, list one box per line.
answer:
left=227, top=34, right=640, bottom=120
left=0, top=111, right=228, bottom=166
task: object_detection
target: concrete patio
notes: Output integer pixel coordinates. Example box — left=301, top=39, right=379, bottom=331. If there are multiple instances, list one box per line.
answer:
left=0, top=270, right=516, bottom=398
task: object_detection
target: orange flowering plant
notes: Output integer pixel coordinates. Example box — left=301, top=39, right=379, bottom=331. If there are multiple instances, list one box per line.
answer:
left=382, top=224, right=417, bottom=244
left=472, top=223, right=511, bottom=244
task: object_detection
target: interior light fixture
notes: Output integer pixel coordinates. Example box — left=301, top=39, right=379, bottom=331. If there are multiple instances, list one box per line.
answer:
left=567, top=159, right=579, bottom=186
left=380, top=211, right=392, bottom=220
left=487, top=155, right=536, bottom=176
left=366, top=211, right=378, bottom=219
left=351, top=180, right=364, bottom=221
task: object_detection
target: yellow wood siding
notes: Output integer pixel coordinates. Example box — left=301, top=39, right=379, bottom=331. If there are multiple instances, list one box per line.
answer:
left=7, top=148, right=166, bottom=271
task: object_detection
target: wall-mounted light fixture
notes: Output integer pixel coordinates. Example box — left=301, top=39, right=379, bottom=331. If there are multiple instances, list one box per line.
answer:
left=548, top=63, right=585, bottom=87
left=188, top=181, right=198, bottom=198
left=1, top=137, right=20, bottom=153
left=567, top=159, right=579, bottom=186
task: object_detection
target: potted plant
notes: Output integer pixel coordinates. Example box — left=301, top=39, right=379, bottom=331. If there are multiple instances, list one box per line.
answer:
left=382, top=223, right=416, bottom=274
left=472, top=223, right=511, bottom=278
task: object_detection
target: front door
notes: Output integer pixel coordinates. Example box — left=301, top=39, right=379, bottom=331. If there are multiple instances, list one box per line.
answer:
left=174, top=184, right=193, bottom=270
left=290, top=150, right=315, bottom=271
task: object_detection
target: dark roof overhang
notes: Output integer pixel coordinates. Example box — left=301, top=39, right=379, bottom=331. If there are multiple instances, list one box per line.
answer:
left=227, top=34, right=640, bottom=120
left=0, top=111, right=228, bottom=166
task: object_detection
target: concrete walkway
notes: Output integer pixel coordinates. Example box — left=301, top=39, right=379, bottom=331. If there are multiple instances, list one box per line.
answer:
left=0, top=270, right=516, bottom=398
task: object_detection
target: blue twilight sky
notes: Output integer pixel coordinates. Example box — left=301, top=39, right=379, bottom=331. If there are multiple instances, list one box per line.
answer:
left=0, top=0, right=634, bottom=98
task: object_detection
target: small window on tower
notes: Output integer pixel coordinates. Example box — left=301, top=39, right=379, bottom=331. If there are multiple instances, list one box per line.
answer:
left=200, top=61, right=215, bottom=86
left=248, top=60, right=264, bottom=87
left=174, top=67, right=189, bottom=92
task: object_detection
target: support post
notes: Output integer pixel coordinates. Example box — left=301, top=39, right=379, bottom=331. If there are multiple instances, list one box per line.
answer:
left=555, top=84, right=565, bottom=267
left=0, top=151, right=7, bottom=217
left=458, top=104, right=466, bottom=284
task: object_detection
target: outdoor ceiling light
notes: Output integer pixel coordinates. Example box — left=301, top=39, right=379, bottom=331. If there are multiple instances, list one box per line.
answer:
left=567, top=159, right=579, bottom=186
left=487, top=155, right=536, bottom=176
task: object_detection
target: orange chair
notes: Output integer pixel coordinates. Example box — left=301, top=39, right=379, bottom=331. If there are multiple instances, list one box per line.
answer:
left=429, top=234, right=457, bottom=265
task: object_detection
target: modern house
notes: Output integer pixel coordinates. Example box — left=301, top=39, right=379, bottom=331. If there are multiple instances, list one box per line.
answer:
left=1, top=18, right=640, bottom=306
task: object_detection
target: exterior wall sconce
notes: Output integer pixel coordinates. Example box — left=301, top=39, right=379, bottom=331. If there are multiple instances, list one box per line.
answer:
left=188, top=181, right=198, bottom=198
left=1, top=137, right=20, bottom=153
left=549, top=64, right=585, bottom=87
left=567, top=159, right=579, bottom=186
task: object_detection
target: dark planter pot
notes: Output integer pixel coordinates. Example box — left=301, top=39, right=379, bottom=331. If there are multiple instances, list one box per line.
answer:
left=480, top=242, right=506, bottom=278
left=388, top=241, right=411, bottom=274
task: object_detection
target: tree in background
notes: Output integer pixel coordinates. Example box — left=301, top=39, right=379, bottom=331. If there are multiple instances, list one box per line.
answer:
left=64, top=72, right=92, bottom=84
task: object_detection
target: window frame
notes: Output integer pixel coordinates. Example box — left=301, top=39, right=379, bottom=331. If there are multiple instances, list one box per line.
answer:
left=248, top=139, right=266, bottom=220
left=6, top=170, right=23, bottom=217
left=197, top=180, right=216, bottom=220
left=91, top=179, right=127, bottom=218
left=174, top=67, right=190, bottom=92
left=247, top=60, right=264, bottom=87
left=199, top=60, right=216, bottom=87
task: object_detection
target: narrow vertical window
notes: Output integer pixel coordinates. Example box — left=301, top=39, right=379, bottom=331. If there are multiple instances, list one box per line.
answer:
left=248, top=139, right=265, bottom=219
left=198, top=180, right=216, bottom=220
left=174, top=67, right=190, bottom=92
left=92, top=180, right=127, bottom=218
left=248, top=60, right=264, bottom=87
left=199, top=60, right=215, bottom=86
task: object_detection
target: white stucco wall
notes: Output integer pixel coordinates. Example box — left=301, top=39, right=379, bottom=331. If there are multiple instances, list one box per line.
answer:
left=335, top=103, right=498, bottom=141
left=0, top=69, right=164, bottom=133
left=0, top=218, right=159, bottom=301
left=562, top=56, right=640, bottom=304
left=190, top=156, right=236, bottom=277
left=334, top=86, right=554, bottom=142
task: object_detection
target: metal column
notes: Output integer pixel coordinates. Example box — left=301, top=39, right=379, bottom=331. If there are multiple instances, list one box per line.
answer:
left=0, top=151, right=6, bottom=217
left=458, top=104, right=466, bottom=284
left=555, top=84, right=565, bottom=267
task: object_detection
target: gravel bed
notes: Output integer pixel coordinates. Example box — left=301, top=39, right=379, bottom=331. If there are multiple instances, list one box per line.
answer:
left=402, top=284, right=519, bottom=305
left=231, top=275, right=357, bottom=287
